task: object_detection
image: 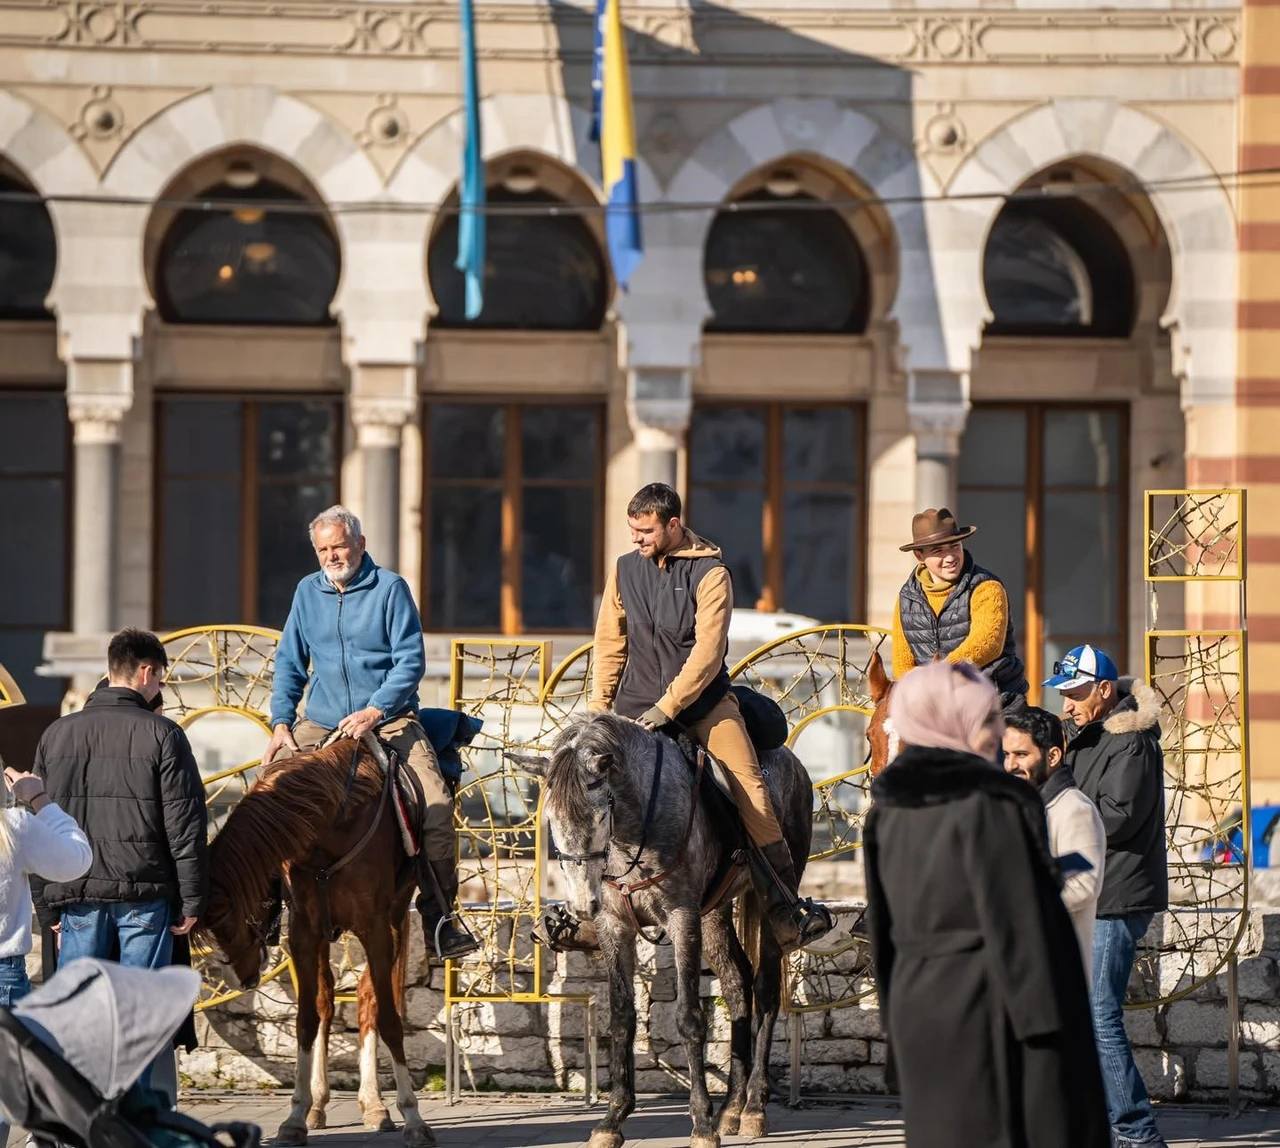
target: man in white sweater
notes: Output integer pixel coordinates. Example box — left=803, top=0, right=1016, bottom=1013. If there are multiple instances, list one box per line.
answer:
left=1003, top=706, right=1107, bottom=980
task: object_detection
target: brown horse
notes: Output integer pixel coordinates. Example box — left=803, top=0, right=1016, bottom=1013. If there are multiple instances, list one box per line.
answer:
left=198, top=738, right=433, bottom=1147
left=865, top=648, right=894, bottom=778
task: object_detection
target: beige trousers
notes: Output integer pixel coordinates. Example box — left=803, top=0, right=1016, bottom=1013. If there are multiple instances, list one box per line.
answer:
left=687, top=692, right=785, bottom=848
left=286, top=716, right=457, bottom=861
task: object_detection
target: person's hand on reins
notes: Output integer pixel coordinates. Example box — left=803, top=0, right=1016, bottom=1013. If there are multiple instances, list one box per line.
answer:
left=636, top=706, right=668, bottom=731
left=337, top=706, right=384, bottom=741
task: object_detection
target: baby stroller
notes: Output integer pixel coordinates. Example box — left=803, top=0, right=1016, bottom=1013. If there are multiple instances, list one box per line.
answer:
left=0, top=959, right=259, bottom=1148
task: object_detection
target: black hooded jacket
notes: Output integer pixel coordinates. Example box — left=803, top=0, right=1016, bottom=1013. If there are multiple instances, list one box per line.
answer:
left=1062, top=678, right=1168, bottom=917
left=30, top=686, right=208, bottom=925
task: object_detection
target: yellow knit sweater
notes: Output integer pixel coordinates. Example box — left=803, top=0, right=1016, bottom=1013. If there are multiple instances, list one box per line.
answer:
left=891, top=567, right=1010, bottom=682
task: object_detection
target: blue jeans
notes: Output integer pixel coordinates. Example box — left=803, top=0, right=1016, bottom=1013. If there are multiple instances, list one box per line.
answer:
left=58, top=900, right=175, bottom=1093
left=1092, top=913, right=1164, bottom=1145
left=0, top=954, right=33, bottom=1145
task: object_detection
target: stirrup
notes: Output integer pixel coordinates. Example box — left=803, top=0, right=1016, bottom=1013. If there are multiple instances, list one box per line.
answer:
left=532, top=905, right=583, bottom=953
left=432, top=913, right=481, bottom=961
left=795, top=898, right=835, bottom=945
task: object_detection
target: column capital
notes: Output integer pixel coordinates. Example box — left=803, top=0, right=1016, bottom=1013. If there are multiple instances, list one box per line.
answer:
left=68, top=394, right=132, bottom=445
left=351, top=395, right=417, bottom=449
left=626, top=366, right=693, bottom=443
left=907, top=369, right=970, bottom=459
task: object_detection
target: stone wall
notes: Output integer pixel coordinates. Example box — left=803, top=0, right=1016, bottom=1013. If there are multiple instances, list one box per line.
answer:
left=166, top=908, right=1280, bottom=1103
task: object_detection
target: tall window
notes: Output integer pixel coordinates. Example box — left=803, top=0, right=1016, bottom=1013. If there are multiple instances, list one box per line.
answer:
left=156, top=398, right=340, bottom=630
left=704, top=192, right=870, bottom=335
left=424, top=402, right=602, bottom=633
left=689, top=404, right=864, bottom=622
left=0, top=173, right=56, bottom=319
left=958, top=405, right=1127, bottom=705
left=983, top=198, right=1135, bottom=337
left=0, top=393, right=68, bottom=704
left=156, top=180, right=340, bottom=326
left=428, top=189, right=609, bottom=331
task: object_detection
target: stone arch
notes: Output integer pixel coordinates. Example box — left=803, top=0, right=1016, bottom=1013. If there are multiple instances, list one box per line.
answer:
left=950, top=100, right=1236, bottom=405
left=646, top=99, right=950, bottom=370
left=102, top=86, right=406, bottom=357
left=0, top=89, right=97, bottom=196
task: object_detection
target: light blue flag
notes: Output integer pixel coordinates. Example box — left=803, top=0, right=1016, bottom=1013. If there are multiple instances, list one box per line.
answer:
left=456, top=0, right=485, bottom=320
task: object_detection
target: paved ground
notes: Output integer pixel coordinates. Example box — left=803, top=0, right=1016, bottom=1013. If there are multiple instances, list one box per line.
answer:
left=179, top=1093, right=1280, bottom=1147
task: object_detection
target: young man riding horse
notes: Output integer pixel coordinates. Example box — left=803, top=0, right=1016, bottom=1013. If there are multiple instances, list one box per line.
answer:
left=589, top=482, right=832, bottom=949
left=263, top=505, right=478, bottom=961
left=891, top=507, right=1029, bottom=713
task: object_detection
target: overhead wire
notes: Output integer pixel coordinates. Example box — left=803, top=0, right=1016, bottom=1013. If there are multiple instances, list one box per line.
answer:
left=0, top=162, right=1274, bottom=219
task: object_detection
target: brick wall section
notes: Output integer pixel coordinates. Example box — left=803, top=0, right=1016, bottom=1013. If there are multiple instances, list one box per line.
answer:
left=1239, top=0, right=1280, bottom=765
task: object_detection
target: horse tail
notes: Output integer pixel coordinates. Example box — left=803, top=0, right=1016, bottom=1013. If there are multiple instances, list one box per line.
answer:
left=199, top=743, right=382, bottom=953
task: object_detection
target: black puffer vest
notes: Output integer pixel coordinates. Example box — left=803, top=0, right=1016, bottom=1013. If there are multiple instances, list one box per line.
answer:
left=898, top=553, right=1028, bottom=702
left=613, top=550, right=732, bottom=725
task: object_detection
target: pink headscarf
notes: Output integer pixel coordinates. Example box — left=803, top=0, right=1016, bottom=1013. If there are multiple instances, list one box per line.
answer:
left=888, top=660, right=1002, bottom=757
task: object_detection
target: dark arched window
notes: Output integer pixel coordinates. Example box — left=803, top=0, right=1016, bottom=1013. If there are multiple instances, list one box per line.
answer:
left=704, top=192, right=869, bottom=334
left=429, top=188, right=608, bottom=330
left=0, top=174, right=56, bottom=319
left=156, top=180, right=339, bottom=325
left=984, top=197, right=1135, bottom=338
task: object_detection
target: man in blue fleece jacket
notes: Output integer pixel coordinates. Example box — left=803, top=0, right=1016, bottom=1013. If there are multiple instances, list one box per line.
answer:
left=264, top=505, right=478, bottom=959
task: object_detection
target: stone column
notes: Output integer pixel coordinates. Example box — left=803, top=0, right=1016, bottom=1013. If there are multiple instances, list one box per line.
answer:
left=907, top=370, right=970, bottom=512
left=350, top=393, right=416, bottom=572
left=67, top=393, right=131, bottom=637
left=626, top=367, right=693, bottom=492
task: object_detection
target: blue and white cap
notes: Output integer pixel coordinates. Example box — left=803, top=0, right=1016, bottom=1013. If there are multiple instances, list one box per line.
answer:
left=1042, top=644, right=1119, bottom=691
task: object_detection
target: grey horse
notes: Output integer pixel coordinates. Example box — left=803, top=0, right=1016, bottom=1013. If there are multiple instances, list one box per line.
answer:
left=512, top=712, right=816, bottom=1148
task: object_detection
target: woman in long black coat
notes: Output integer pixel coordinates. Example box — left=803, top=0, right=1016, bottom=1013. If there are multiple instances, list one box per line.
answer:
left=865, top=660, right=1109, bottom=1148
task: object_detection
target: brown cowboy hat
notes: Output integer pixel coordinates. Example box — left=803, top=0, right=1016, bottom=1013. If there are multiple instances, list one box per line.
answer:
left=899, top=508, right=977, bottom=552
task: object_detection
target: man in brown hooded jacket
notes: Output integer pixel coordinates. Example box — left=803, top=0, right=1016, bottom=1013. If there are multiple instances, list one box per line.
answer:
left=589, top=482, right=832, bottom=948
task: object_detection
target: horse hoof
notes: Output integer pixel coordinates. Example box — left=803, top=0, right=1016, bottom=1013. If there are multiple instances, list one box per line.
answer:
left=362, top=1108, right=393, bottom=1132
left=691, top=1135, right=720, bottom=1148
left=403, top=1124, right=436, bottom=1148
left=305, top=1109, right=326, bottom=1131
left=274, top=1123, right=308, bottom=1146
left=716, top=1110, right=742, bottom=1136
left=586, top=1132, right=624, bottom=1148
left=740, top=1112, right=769, bottom=1139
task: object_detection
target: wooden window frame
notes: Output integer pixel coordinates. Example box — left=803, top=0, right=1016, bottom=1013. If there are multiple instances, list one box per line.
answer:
left=421, top=399, right=606, bottom=636
left=961, top=401, right=1130, bottom=704
left=688, top=401, right=868, bottom=622
left=153, top=394, right=342, bottom=629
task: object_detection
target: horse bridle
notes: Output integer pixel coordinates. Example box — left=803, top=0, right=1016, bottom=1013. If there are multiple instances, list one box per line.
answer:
left=551, top=775, right=612, bottom=865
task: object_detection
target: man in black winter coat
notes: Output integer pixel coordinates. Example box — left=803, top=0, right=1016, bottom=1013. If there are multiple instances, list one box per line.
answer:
left=31, top=629, right=208, bottom=1009
left=1046, top=643, right=1167, bottom=1148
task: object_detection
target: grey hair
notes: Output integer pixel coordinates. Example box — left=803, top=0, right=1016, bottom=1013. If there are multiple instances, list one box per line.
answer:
left=308, top=505, right=362, bottom=543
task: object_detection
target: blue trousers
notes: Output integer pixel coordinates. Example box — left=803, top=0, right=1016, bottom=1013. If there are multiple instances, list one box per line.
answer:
left=1091, top=913, right=1165, bottom=1146
left=58, top=900, right=175, bottom=1093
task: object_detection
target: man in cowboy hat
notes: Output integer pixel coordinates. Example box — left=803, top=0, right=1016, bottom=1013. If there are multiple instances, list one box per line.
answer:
left=891, top=508, right=1029, bottom=712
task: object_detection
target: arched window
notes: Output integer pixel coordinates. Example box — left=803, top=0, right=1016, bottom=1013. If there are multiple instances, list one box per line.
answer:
left=156, top=179, right=339, bottom=326
left=429, top=188, right=608, bottom=330
left=704, top=192, right=869, bottom=335
left=0, top=173, right=56, bottom=319
left=984, top=197, right=1135, bottom=337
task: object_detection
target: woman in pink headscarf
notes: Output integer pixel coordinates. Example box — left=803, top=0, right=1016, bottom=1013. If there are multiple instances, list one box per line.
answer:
left=864, top=660, right=1109, bottom=1148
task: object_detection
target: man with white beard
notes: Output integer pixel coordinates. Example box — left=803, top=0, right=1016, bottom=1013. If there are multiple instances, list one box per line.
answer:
left=264, top=505, right=478, bottom=960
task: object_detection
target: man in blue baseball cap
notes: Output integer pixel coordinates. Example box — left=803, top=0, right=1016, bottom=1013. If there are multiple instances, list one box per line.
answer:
left=1046, top=644, right=1168, bottom=1148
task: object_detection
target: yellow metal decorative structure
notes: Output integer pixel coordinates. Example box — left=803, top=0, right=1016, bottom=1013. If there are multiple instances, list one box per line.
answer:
left=444, top=640, right=597, bottom=1104
left=1137, top=490, right=1249, bottom=1011
left=157, top=626, right=293, bottom=1012
left=0, top=662, right=25, bottom=708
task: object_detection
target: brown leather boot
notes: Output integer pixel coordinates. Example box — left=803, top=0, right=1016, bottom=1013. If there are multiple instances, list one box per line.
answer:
left=748, top=839, right=834, bottom=950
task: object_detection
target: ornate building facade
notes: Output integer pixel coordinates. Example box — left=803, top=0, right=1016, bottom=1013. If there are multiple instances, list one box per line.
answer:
left=0, top=1, right=1248, bottom=778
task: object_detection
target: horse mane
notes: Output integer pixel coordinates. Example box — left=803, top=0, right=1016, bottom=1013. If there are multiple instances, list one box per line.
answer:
left=544, top=713, right=632, bottom=815
left=199, top=741, right=384, bottom=948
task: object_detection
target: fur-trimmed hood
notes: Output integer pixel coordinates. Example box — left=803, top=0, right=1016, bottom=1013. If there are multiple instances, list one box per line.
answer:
left=1102, top=677, right=1162, bottom=737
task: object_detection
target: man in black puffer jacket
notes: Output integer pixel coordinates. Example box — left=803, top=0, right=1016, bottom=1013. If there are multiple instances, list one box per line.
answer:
left=31, top=628, right=207, bottom=1016
left=1046, top=643, right=1167, bottom=1148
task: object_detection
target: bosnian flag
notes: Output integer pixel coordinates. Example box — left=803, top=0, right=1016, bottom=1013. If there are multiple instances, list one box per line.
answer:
left=598, top=0, right=643, bottom=290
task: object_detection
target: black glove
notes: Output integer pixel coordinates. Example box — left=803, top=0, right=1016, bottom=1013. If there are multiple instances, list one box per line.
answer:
left=638, top=706, right=670, bottom=730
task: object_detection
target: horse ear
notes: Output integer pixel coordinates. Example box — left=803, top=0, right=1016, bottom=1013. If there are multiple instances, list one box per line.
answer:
left=587, top=752, right=613, bottom=774
left=867, top=648, right=891, bottom=704
left=504, top=751, right=550, bottom=777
